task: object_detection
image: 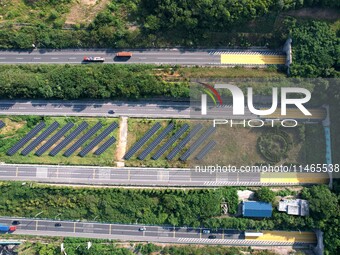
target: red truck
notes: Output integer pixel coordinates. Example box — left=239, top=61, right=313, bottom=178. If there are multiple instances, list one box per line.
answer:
left=0, top=224, right=16, bottom=233
left=116, top=52, right=133, bottom=58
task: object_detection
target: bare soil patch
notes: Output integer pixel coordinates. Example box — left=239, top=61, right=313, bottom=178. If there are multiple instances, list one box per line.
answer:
left=65, top=0, right=110, bottom=25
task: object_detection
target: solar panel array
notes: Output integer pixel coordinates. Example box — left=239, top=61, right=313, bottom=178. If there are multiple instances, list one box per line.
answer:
left=94, top=136, right=116, bottom=156
left=63, top=122, right=103, bottom=157
left=49, top=121, right=88, bottom=156
left=79, top=122, right=118, bottom=157
left=195, top=141, right=217, bottom=160
left=124, top=122, right=161, bottom=160
left=152, top=124, right=189, bottom=160
left=138, top=123, right=174, bottom=160
left=180, top=126, right=216, bottom=161
left=7, top=122, right=46, bottom=156
left=35, top=122, right=74, bottom=156
left=166, top=124, right=202, bottom=160
left=21, top=121, right=60, bottom=156
left=0, top=120, right=5, bottom=129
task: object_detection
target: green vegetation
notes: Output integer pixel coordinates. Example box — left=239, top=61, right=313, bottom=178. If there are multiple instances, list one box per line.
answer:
left=12, top=236, right=281, bottom=255
left=0, top=182, right=238, bottom=227
left=255, top=187, right=276, bottom=204
left=0, top=65, right=189, bottom=100
left=0, top=116, right=118, bottom=166
left=289, top=20, right=339, bottom=77
left=302, top=185, right=340, bottom=254
left=0, top=0, right=338, bottom=49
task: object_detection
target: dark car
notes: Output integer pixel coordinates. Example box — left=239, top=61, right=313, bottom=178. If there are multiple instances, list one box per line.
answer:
left=108, top=110, right=115, bottom=114
left=55, top=223, right=62, bottom=227
left=12, top=220, right=20, bottom=225
left=208, top=235, right=217, bottom=239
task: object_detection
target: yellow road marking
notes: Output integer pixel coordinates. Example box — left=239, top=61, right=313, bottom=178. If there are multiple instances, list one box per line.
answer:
left=261, top=172, right=328, bottom=184
left=245, top=231, right=316, bottom=243
left=221, top=54, right=286, bottom=65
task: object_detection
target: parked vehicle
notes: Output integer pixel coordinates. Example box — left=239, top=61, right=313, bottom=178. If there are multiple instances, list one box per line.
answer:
left=0, top=224, right=16, bottom=232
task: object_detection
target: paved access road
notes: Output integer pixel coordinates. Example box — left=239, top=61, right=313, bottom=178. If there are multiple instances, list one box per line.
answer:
left=0, top=164, right=327, bottom=187
left=0, top=100, right=257, bottom=119
left=0, top=217, right=314, bottom=246
left=0, top=49, right=284, bottom=65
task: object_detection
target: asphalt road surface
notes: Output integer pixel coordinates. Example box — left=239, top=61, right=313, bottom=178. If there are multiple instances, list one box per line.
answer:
left=0, top=217, right=312, bottom=246
left=0, top=163, right=309, bottom=187
left=0, top=100, right=257, bottom=119
left=0, top=48, right=282, bottom=65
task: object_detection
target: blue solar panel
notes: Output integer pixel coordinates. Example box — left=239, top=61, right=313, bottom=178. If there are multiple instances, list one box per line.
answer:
left=79, top=122, right=118, bottom=157
left=124, top=122, right=161, bottom=160
left=49, top=121, right=88, bottom=156
left=166, top=124, right=202, bottom=160
left=195, top=141, right=217, bottom=160
left=0, top=120, right=5, bottom=129
left=63, top=122, right=103, bottom=157
left=21, top=121, right=60, bottom=156
left=180, top=126, right=216, bottom=161
left=94, top=136, right=116, bottom=155
left=7, top=122, right=46, bottom=156
left=152, top=124, right=189, bottom=160
left=35, top=122, right=74, bottom=156
left=138, top=123, right=174, bottom=160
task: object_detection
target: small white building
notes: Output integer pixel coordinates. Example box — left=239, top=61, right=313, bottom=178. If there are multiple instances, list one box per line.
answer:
left=278, top=199, right=309, bottom=216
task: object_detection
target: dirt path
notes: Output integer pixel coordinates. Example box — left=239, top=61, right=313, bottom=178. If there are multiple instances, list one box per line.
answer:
left=65, top=0, right=110, bottom=25
left=116, top=117, right=128, bottom=166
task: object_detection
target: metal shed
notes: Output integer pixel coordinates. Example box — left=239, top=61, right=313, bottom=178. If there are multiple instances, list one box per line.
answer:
left=242, top=201, right=272, bottom=218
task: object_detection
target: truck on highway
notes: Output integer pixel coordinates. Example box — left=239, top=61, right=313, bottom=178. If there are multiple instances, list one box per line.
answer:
left=115, top=52, right=132, bottom=58
left=83, top=56, right=105, bottom=62
left=0, top=224, right=16, bottom=233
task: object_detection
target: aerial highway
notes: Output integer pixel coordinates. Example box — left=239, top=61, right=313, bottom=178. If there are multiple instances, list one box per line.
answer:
left=0, top=99, right=256, bottom=119
left=0, top=216, right=315, bottom=246
left=0, top=48, right=285, bottom=65
left=0, top=100, right=325, bottom=120
left=0, top=164, right=328, bottom=187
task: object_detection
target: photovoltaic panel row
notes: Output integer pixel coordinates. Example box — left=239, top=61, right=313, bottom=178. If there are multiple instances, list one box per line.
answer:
left=21, top=121, right=60, bottom=156
left=94, top=136, right=116, bottom=156
left=124, top=122, right=161, bottom=160
left=0, top=120, right=5, bottom=129
left=35, top=122, right=74, bottom=156
left=79, top=122, right=118, bottom=157
left=49, top=121, right=88, bottom=156
left=138, top=123, right=175, bottom=160
left=152, top=124, right=189, bottom=160
left=166, top=124, right=202, bottom=160
left=7, top=122, right=46, bottom=156
left=195, top=141, right=217, bottom=160
left=180, top=126, right=216, bottom=161
left=64, top=122, right=103, bottom=157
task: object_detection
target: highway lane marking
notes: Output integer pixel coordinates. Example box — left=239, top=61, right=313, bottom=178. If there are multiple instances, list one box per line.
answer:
left=16, top=58, right=24, bottom=60
left=33, top=57, right=41, bottom=60
left=51, top=57, right=59, bottom=59
left=74, top=222, right=76, bottom=233
left=69, top=57, right=77, bottom=59
left=0, top=57, right=6, bottom=59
